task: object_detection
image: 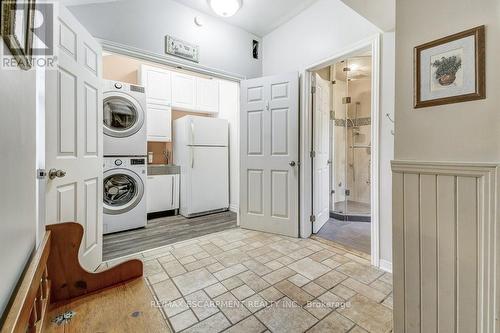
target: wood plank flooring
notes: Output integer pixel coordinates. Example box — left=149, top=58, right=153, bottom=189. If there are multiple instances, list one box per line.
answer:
left=103, top=211, right=237, bottom=260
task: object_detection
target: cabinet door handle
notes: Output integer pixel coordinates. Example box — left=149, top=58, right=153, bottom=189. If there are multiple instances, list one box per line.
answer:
left=171, top=178, right=174, bottom=206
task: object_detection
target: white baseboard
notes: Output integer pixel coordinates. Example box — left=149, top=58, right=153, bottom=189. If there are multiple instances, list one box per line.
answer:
left=379, top=259, right=392, bottom=273
left=229, top=203, right=239, bottom=213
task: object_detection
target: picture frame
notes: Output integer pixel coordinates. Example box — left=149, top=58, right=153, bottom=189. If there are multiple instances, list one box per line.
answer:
left=414, top=25, right=485, bottom=108
left=1, top=0, right=36, bottom=70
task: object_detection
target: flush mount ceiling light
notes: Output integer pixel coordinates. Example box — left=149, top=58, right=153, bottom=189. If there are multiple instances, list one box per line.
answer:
left=208, top=0, right=242, bottom=17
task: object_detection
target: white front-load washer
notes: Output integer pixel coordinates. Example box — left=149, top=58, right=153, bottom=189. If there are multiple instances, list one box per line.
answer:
left=103, top=80, right=147, bottom=156
left=103, top=156, right=147, bottom=234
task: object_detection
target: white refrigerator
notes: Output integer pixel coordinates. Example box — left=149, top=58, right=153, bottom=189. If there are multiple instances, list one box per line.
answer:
left=173, top=116, right=229, bottom=217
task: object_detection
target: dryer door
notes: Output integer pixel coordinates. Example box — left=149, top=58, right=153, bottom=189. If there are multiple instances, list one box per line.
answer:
left=103, top=169, right=144, bottom=215
left=103, top=92, right=145, bottom=138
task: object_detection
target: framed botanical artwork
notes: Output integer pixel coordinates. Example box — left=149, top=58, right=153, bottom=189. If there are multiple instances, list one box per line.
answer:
left=1, top=0, right=36, bottom=70
left=414, top=25, right=485, bottom=108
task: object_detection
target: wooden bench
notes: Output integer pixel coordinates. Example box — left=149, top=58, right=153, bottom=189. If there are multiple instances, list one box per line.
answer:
left=1, top=223, right=170, bottom=333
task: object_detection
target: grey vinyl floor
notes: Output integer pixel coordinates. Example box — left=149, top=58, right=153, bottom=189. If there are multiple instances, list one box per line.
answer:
left=317, top=218, right=371, bottom=254
left=103, top=211, right=237, bottom=261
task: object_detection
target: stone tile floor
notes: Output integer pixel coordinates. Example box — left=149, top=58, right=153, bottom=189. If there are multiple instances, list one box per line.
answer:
left=103, top=228, right=393, bottom=333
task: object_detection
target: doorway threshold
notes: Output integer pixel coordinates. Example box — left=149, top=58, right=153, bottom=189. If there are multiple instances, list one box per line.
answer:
left=330, top=211, right=371, bottom=222
left=311, top=235, right=371, bottom=262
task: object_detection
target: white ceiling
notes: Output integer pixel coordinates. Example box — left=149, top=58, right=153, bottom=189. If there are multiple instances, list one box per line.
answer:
left=62, top=0, right=319, bottom=37
left=172, top=0, right=318, bottom=36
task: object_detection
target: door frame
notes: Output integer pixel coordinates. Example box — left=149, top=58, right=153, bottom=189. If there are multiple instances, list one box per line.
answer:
left=99, top=40, right=242, bottom=225
left=301, top=34, right=381, bottom=267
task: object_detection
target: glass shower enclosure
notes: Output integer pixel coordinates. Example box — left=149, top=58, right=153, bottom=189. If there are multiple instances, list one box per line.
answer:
left=330, top=57, right=372, bottom=220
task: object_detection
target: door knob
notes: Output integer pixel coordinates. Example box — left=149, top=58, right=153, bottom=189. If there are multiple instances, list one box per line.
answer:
left=289, top=161, right=296, bottom=167
left=49, top=169, right=66, bottom=180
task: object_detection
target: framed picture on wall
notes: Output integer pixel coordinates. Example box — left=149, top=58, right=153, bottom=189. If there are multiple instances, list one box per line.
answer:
left=414, top=25, right=485, bottom=108
left=1, top=0, right=36, bottom=70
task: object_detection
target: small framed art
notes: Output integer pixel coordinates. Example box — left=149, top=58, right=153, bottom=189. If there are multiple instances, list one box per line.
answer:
left=414, top=25, right=485, bottom=108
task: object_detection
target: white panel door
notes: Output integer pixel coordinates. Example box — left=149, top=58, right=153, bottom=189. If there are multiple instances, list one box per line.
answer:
left=312, top=73, right=331, bottom=233
left=45, top=5, right=103, bottom=270
left=240, top=72, right=299, bottom=237
left=196, top=77, right=219, bottom=113
left=147, top=104, right=172, bottom=142
left=139, top=64, right=172, bottom=105
left=172, top=72, right=196, bottom=110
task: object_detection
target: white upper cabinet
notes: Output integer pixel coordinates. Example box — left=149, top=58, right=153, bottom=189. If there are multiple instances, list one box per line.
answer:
left=172, top=72, right=196, bottom=111
left=141, top=64, right=220, bottom=115
left=139, top=64, right=171, bottom=105
left=196, top=77, right=219, bottom=114
left=146, top=104, right=171, bottom=142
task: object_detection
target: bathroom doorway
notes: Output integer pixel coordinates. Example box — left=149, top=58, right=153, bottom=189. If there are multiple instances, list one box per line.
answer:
left=312, top=53, right=373, bottom=256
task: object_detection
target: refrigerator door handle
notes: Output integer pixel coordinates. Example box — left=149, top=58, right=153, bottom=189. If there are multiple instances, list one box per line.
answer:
left=191, top=147, right=194, bottom=168
left=190, top=120, right=195, bottom=145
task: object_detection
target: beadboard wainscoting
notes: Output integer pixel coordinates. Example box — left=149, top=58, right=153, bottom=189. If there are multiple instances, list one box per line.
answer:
left=391, top=161, right=499, bottom=333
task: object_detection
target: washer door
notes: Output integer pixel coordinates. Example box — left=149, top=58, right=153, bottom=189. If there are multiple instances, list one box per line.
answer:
left=103, top=169, right=144, bottom=215
left=103, top=92, right=145, bottom=138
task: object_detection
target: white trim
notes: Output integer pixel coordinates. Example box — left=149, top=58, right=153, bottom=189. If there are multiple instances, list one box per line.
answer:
left=379, top=259, right=392, bottom=273
left=301, top=34, right=382, bottom=269
left=98, top=39, right=245, bottom=82
left=229, top=204, right=239, bottom=213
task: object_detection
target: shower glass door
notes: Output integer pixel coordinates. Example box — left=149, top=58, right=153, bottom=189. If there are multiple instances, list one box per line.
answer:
left=345, top=57, right=371, bottom=218
left=332, top=57, right=372, bottom=219
left=332, top=60, right=348, bottom=215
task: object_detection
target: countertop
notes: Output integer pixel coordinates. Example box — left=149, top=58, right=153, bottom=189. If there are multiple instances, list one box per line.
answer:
left=147, top=164, right=180, bottom=175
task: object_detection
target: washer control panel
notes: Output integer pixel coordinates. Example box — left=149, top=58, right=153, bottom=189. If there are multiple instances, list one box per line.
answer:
left=131, top=158, right=145, bottom=165
left=104, top=157, right=146, bottom=172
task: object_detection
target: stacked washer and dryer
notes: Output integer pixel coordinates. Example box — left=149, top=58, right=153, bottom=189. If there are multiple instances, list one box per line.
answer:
left=102, top=80, right=148, bottom=234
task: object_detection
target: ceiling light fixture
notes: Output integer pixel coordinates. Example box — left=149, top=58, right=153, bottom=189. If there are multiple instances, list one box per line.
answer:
left=208, top=0, right=242, bottom=17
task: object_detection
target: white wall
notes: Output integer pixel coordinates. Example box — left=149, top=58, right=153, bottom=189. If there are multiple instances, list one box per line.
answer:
left=262, top=0, right=380, bottom=76
left=340, top=0, right=395, bottom=32
left=379, top=32, right=395, bottom=267
left=218, top=80, right=240, bottom=212
left=395, top=0, right=500, bottom=163
left=68, top=0, right=262, bottom=78
left=0, top=50, right=38, bottom=317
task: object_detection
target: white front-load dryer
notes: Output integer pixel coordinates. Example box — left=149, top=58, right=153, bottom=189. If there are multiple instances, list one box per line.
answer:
left=103, top=156, right=147, bottom=234
left=103, top=80, right=147, bottom=156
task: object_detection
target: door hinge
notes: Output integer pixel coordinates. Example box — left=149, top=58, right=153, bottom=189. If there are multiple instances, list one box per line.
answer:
left=310, top=215, right=316, bottom=223
left=342, top=97, right=352, bottom=104
left=311, top=86, right=316, bottom=94
left=310, top=151, right=316, bottom=158
left=330, top=111, right=335, bottom=120
left=345, top=189, right=350, bottom=196
left=332, top=80, right=336, bottom=85
left=37, top=169, right=47, bottom=180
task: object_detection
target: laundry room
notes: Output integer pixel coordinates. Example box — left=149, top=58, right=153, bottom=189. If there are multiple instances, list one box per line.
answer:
left=101, top=52, right=240, bottom=260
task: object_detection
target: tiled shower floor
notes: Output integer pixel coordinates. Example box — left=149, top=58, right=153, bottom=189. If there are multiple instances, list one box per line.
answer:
left=103, top=228, right=393, bottom=332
